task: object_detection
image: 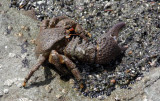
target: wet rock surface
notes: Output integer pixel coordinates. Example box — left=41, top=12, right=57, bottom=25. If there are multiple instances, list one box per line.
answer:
left=0, top=0, right=160, bottom=101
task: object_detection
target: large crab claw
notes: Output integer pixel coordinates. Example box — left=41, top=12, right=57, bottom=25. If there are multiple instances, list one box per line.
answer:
left=96, top=22, right=128, bottom=64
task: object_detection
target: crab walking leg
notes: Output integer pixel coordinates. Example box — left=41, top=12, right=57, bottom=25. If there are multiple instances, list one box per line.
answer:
left=40, top=16, right=68, bottom=31
left=23, top=55, right=46, bottom=87
left=49, top=50, right=82, bottom=81
left=48, top=50, right=71, bottom=75
left=49, top=16, right=68, bottom=28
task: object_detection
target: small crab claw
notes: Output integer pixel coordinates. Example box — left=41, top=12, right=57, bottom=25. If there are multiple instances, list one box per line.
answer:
left=107, top=22, right=125, bottom=38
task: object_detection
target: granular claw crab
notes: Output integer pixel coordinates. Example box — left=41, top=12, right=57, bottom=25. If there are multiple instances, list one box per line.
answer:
left=23, top=17, right=127, bottom=88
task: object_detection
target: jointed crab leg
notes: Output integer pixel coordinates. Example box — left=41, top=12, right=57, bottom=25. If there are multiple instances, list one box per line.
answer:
left=49, top=50, right=82, bottom=81
left=23, top=55, right=46, bottom=87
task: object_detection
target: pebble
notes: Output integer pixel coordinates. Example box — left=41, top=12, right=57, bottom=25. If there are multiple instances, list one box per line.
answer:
left=97, top=95, right=105, bottom=100
left=69, top=79, right=75, bottom=84
left=21, top=53, right=28, bottom=59
left=30, top=39, right=36, bottom=44
left=8, top=53, right=16, bottom=58
left=21, top=26, right=25, bottom=30
left=5, top=46, right=8, bottom=49
left=56, top=94, right=62, bottom=99
left=15, top=33, right=23, bottom=37
left=45, top=85, right=52, bottom=93
left=136, top=77, right=142, bottom=81
left=17, top=83, right=22, bottom=88
left=62, top=89, right=66, bottom=93
left=141, top=67, right=146, bottom=71
left=8, top=26, right=13, bottom=30
left=110, top=79, right=116, bottom=83
left=3, top=89, right=9, bottom=94
left=4, top=79, right=14, bottom=87
left=3, top=32, right=7, bottom=35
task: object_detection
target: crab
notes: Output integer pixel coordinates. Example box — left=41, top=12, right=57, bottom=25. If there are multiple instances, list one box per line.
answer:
left=23, top=16, right=127, bottom=87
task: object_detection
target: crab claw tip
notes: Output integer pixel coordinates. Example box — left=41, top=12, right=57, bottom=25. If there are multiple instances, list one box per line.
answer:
left=107, top=22, right=126, bottom=37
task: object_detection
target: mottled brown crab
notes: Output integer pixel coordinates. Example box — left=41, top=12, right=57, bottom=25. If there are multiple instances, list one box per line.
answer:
left=23, top=16, right=127, bottom=87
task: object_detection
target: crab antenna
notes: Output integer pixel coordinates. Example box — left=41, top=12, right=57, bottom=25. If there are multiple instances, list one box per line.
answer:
left=23, top=55, right=46, bottom=87
left=106, top=22, right=125, bottom=37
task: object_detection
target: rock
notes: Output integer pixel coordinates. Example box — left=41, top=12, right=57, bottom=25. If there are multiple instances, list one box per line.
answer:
left=8, top=53, right=16, bottom=58
left=3, top=32, right=7, bottom=35
left=56, top=94, right=62, bottom=99
left=97, top=95, right=105, bottom=100
left=69, top=79, right=75, bottom=84
left=17, top=83, right=22, bottom=88
left=141, top=67, right=146, bottom=71
left=45, top=85, right=52, bottom=93
left=136, top=77, right=142, bottom=81
left=4, top=79, right=14, bottom=87
left=7, top=25, right=12, bottom=31
left=21, top=53, right=28, bottom=59
left=5, top=46, right=8, bottom=49
left=62, top=89, right=66, bottom=93
left=3, top=89, right=9, bottom=94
